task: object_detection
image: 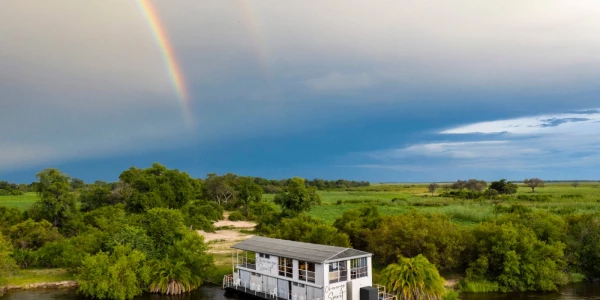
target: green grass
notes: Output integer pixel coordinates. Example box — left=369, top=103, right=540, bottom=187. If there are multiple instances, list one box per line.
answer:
left=0, top=192, right=39, bottom=210
left=284, top=182, right=600, bottom=225
left=3, top=269, right=74, bottom=286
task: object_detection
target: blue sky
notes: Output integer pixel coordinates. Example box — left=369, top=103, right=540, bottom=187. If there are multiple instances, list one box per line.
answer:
left=1, top=1, right=600, bottom=183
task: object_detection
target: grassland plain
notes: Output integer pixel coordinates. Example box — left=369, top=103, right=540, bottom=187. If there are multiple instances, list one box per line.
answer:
left=307, top=182, right=600, bottom=225
left=3, top=183, right=600, bottom=226
left=0, top=192, right=40, bottom=210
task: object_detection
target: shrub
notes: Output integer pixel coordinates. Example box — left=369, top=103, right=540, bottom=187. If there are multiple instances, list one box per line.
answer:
left=368, top=211, right=466, bottom=271
left=464, top=222, right=567, bottom=292
left=228, top=211, right=246, bottom=221
left=459, top=279, right=499, bottom=293
left=516, top=194, right=551, bottom=202
left=273, top=214, right=350, bottom=247
left=76, top=245, right=150, bottom=300
left=442, top=290, right=460, bottom=300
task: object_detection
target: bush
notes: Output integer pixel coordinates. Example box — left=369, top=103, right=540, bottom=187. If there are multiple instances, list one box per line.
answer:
left=464, top=222, right=567, bottom=292
left=516, top=194, right=551, bottom=202
left=368, top=211, right=466, bottom=271
left=76, top=245, right=150, bottom=300
left=273, top=214, right=350, bottom=247
left=380, top=254, right=445, bottom=300
left=228, top=211, right=246, bottom=221
left=459, top=279, right=499, bottom=293
left=442, top=290, right=460, bottom=300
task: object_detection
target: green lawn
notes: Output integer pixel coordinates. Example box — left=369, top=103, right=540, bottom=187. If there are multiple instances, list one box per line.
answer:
left=0, top=192, right=40, bottom=210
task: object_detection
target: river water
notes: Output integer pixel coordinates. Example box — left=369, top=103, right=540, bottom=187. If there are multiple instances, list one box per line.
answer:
left=3, top=284, right=600, bottom=300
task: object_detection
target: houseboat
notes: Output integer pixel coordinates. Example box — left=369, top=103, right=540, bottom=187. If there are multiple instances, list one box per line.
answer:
left=223, top=236, right=393, bottom=300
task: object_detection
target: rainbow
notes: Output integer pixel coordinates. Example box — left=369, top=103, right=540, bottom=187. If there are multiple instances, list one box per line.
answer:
left=137, top=0, right=194, bottom=127
left=237, top=1, right=271, bottom=79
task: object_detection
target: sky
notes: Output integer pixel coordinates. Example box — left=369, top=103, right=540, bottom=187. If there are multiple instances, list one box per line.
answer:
left=1, top=0, right=600, bottom=183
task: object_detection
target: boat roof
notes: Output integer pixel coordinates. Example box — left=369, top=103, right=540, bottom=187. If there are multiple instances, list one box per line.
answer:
left=231, top=236, right=372, bottom=263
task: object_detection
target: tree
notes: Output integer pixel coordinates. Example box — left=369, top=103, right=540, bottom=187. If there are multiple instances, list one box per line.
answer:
left=0, top=206, right=22, bottom=228
left=428, top=183, right=439, bottom=196
left=333, top=206, right=381, bottom=250
left=465, top=222, right=567, bottom=292
left=380, top=254, right=445, bottom=300
left=524, top=178, right=544, bottom=193
left=367, top=211, right=466, bottom=271
left=149, top=259, right=200, bottom=295
left=79, top=183, right=112, bottom=212
left=71, top=178, right=86, bottom=190
left=566, top=214, right=600, bottom=279
left=76, top=245, right=151, bottom=300
left=0, top=233, right=17, bottom=285
left=451, top=179, right=487, bottom=191
left=167, top=230, right=214, bottom=282
left=141, top=208, right=186, bottom=255
left=9, top=219, right=63, bottom=250
left=34, top=169, right=77, bottom=228
left=273, top=177, right=321, bottom=217
left=273, top=214, right=350, bottom=247
left=119, top=163, right=196, bottom=212
left=571, top=181, right=580, bottom=188
left=203, top=173, right=237, bottom=206
left=234, top=177, right=263, bottom=217
left=489, top=179, right=518, bottom=195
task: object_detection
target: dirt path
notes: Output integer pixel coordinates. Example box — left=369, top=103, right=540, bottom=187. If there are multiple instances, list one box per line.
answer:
left=197, top=214, right=256, bottom=256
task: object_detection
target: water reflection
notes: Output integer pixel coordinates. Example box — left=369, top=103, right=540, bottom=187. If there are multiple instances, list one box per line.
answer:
left=1, top=286, right=235, bottom=300
left=461, top=283, right=600, bottom=300
left=3, top=283, right=600, bottom=300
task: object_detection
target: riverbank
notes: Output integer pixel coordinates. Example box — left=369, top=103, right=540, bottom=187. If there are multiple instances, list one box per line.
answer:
left=1, top=269, right=77, bottom=294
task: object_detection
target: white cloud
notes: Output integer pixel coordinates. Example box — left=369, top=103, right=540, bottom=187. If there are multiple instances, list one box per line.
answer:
left=351, top=109, right=600, bottom=172
left=441, top=110, right=600, bottom=134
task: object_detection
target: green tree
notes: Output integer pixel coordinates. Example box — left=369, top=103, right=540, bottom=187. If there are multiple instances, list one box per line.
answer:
left=273, top=177, right=321, bottom=217
left=380, top=254, right=445, bottom=300
left=333, top=206, right=381, bottom=250
left=76, top=245, right=151, bottom=300
left=465, top=222, right=567, bottom=292
left=0, top=233, right=17, bottom=285
left=524, top=178, right=544, bottom=193
left=566, top=214, right=600, bottom=279
left=235, top=177, right=263, bottom=217
left=167, top=230, right=214, bottom=280
left=79, top=183, right=113, bottom=212
left=70, top=178, right=86, bottom=190
left=34, top=169, right=77, bottom=228
left=273, top=214, right=350, bottom=247
left=149, top=259, right=200, bottom=295
left=203, top=173, right=237, bottom=206
left=368, top=211, right=466, bottom=271
left=428, top=183, right=439, bottom=196
left=9, top=219, right=63, bottom=250
left=141, top=208, right=186, bottom=255
left=119, top=163, right=196, bottom=212
left=0, top=206, right=22, bottom=229
left=107, top=226, right=157, bottom=259
left=489, top=179, right=518, bottom=195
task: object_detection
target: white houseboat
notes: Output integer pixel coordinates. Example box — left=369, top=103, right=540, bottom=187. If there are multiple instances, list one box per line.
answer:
left=223, top=236, right=389, bottom=300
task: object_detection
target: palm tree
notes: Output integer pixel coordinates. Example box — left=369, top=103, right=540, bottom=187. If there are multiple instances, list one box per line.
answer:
left=380, top=254, right=445, bottom=300
left=149, top=258, right=201, bottom=295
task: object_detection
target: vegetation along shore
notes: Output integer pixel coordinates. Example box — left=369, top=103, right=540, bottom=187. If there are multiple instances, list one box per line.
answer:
left=1, top=164, right=600, bottom=299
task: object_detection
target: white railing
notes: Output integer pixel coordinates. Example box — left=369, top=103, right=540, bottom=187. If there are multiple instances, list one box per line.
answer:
left=374, top=284, right=397, bottom=300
